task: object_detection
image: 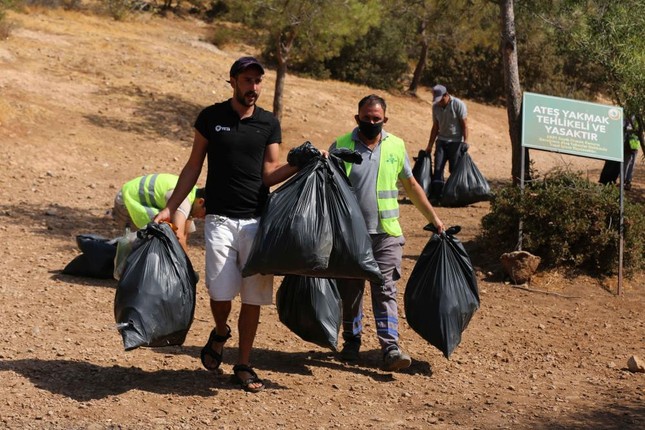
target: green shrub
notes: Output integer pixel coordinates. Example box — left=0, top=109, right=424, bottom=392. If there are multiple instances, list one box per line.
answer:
left=207, top=25, right=236, bottom=48
left=0, top=0, right=15, bottom=39
left=324, top=23, right=409, bottom=90
left=481, top=168, right=645, bottom=276
left=101, top=0, right=131, bottom=20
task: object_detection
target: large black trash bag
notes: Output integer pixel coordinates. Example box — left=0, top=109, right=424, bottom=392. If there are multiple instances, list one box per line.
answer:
left=62, top=234, right=117, bottom=279
left=404, top=226, right=480, bottom=358
left=412, top=149, right=433, bottom=198
left=324, top=154, right=383, bottom=283
left=440, top=153, right=492, bottom=207
left=243, top=151, right=383, bottom=284
left=242, top=158, right=334, bottom=276
left=598, top=160, right=621, bottom=185
left=114, top=222, right=197, bottom=351
left=276, top=275, right=342, bottom=351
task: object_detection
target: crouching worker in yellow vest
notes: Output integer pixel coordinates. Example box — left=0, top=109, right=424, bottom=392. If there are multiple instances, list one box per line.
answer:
left=112, top=173, right=206, bottom=251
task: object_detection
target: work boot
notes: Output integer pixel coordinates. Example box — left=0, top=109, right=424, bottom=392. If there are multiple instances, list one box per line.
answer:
left=382, top=348, right=411, bottom=372
left=340, top=339, right=361, bottom=362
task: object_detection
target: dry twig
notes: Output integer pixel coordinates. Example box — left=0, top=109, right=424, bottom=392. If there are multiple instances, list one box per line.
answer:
left=510, top=284, right=580, bottom=298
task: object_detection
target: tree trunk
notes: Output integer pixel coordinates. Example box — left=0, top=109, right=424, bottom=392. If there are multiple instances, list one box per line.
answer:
left=499, top=0, right=526, bottom=184
left=273, top=59, right=287, bottom=121
left=408, top=20, right=429, bottom=95
left=273, top=31, right=295, bottom=121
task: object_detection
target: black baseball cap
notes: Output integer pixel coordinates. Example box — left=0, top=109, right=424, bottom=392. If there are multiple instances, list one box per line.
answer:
left=229, top=56, right=265, bottom=77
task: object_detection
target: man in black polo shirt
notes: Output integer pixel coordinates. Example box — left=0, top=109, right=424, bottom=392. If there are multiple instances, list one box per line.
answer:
left=156, top=56, right=308, bottom=393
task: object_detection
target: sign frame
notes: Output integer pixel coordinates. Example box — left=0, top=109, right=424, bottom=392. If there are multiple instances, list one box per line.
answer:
left=522, top=92, right=623, bottom=162
left=519, top=92, right=625, bottom=294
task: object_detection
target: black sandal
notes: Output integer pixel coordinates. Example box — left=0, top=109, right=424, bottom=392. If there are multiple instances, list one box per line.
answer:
left=231, top=364, right=265, bottom=393
left=200, top=325, right=231, bottom=371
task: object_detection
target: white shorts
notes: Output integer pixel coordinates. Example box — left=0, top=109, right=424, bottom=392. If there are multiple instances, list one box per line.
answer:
left=204, top=215, right=273, bottom=305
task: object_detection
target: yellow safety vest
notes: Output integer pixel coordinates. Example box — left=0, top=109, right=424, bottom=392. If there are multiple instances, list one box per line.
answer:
left=627, top=134, right=640, bottom=151
left=336, top=132, right=405, bottom=237
left=121, top=174, right=196, bottom=228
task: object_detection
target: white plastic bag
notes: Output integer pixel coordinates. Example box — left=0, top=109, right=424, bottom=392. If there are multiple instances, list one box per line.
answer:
left=113, top=227, right=142, bottom=280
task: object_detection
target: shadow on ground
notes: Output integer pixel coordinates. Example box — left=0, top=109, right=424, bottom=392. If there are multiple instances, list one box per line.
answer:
left=0, top=202, right=119, bottom=243
left=0, top=343, right=434, bottom=401
left=84, top=85, right=202, bottom=144
left=533, top=403, right=644, bottom=430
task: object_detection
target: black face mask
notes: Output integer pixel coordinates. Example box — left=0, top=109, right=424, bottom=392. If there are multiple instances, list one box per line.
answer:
left=358, top=120, right=383, bottom=140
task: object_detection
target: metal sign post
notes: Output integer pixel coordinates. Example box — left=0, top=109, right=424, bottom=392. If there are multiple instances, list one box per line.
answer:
left=618, top=167, right=625, bottom=295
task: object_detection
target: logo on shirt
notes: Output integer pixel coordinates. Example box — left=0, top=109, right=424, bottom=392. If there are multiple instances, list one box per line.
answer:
left=385, top=155, right=398, bottom=164
left=215, top=125, right=231, bottom=132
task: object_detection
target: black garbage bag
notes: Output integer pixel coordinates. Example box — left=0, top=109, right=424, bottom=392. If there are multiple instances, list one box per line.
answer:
left=440, top=153, right=492, bottom=207
left=62, top=234, right=117, bottom=279
left=114, top=222, right=197, bottom=351
left=404, top=226, right=480, bottom=358
left=243, top=151, right=383, bottom=284
left=412, top=149, right=433, bottom=198
left=276, top=275, right=341, bottom=351
left=242, top=158, right=334, bottom=276
left=331, top=147, right=363, bottom=164
left=598, top=160, right=621, bottom=185
left=324, top=154, right=383, bottom=283
left=287, top=140, right=322, bottom=168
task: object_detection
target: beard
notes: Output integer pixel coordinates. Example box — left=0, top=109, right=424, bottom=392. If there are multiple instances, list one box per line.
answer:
left=234, top=85, right=259, bottom=107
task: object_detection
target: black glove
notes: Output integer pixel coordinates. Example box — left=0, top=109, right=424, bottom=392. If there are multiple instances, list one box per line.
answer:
left=424, top=224, right=461, bottom=235
left=287, top=141, right=321, bottom=168
left=460, top=142, right=469, bottom=154
left=330, top=147, right=363, bottom=165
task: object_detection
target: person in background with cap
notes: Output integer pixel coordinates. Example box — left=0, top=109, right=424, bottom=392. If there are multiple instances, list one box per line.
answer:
left=112, top=173, right=205, bottom=252
left=424, top=84, right=469, bottom=201
left=155, top=56, right=320, bottom=393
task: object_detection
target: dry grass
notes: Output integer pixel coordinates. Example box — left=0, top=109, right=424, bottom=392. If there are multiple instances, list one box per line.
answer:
left=0, top=98, right=14, bottom=125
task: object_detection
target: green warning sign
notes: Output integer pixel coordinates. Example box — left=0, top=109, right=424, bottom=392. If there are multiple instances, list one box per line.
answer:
left=522, top=92, right=624, bottom=162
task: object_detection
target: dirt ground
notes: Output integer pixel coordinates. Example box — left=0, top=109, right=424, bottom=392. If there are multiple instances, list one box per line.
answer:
left=0, top=8, right=643, bottom=430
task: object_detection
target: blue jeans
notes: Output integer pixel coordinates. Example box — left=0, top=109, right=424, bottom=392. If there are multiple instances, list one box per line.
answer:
left=431, top=140, right=464, bottom=198
left=625, top=150, right=637, bottom=184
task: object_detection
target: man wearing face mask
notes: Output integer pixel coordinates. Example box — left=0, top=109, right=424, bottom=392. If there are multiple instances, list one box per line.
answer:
left=330, top=94, right=445, bottom=371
